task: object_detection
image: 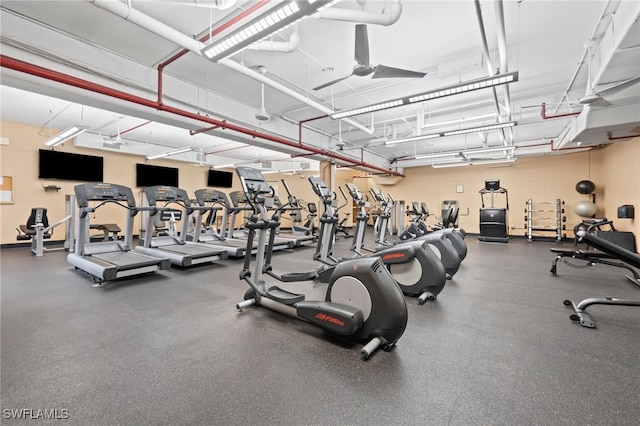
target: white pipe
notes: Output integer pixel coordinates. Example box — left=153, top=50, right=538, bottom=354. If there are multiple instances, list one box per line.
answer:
left=86, top=0, right=374, bottom=135
left=494, top=0, right=512, bottom=121
left=315, top=0, right=402, bottom=26
left=220, top=60, right=373, bottom=135
left=150, top=0, right=237, bottom=9
left=89, top=0, right=203, bottom=52
left=247, top=29, right=300, bottom=52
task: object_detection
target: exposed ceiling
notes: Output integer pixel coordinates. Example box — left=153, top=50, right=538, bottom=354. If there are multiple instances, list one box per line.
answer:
left=1, top=0, right=639, bottom=174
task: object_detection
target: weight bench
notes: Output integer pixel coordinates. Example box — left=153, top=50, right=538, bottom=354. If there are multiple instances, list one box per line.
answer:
left=562, top=230, right=640, bottom=328
left=550, top=230, right=639, bottom=283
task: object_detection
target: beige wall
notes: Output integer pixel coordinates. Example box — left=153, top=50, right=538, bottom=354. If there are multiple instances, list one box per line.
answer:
left=362, top=139, right=639, bottom=248
left=1, top=118, right=638, bottom=248
left=599, top=138, right=640, bottom=243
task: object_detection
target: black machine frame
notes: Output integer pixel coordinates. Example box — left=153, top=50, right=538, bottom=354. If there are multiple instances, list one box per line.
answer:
left=478, top=179, right=509, bottom=243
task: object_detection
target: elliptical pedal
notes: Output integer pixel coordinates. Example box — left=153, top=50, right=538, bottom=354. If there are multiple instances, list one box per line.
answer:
left=266, top=286, right=305, bottom=305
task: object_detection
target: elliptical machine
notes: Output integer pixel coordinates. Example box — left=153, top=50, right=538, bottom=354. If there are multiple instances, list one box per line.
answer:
left=349, top=183, right=462, bottom=280
left=310, top=177, right=447, bottom=304
left=234, top=167, right=408, bottom=359
left=392, top=196, right=467, bottom=264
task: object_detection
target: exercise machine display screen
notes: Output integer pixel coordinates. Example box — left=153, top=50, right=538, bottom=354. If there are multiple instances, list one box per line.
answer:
left=485, top=179, right=500, bottom=191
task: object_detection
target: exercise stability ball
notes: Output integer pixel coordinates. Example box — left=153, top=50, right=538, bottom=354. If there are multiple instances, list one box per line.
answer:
left=574, top=200, right=597, bottom=217
left=575, top=180, right=596, bottom=194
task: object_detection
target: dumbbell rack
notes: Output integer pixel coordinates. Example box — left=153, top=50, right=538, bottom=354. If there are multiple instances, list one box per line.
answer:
left=525, top=199, right=566, bottom=242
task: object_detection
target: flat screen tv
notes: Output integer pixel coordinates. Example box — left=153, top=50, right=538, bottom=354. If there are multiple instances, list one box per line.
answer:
left=38, top=149, right=104, bottom=182
left=136, top=163, right=179, bottom=187
left=207, top=170, right=233, bottom=188
left=485, top=179, right=500, bottom=191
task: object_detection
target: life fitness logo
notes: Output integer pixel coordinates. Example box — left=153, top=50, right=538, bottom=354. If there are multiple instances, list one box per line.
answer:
left=315, top=313, right=345, bottom=327
left=382, top=252, right=405, bottom=261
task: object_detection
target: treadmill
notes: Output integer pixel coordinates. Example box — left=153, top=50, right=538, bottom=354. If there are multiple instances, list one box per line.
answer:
left=227, top=190, right=294, bottom=251
left=190, top=188, right=261, bottom=258
left=67, top=182, right=170, bottom=286
left=134, top=186, right=227, bottom=267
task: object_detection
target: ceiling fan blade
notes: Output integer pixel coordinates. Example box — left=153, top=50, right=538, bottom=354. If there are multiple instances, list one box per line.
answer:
left=313, top=74, right=353, bottom=91
left=354, top=24, right=370, bottom=66
left=597, top=76, right=640, bottom=97
left=371, top=64, right=427, bottom=79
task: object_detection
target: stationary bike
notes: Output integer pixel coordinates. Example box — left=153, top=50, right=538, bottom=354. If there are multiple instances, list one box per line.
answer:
left=234, top=167, right=408, bottom=359
left=310, top=177, right=447, bottom=304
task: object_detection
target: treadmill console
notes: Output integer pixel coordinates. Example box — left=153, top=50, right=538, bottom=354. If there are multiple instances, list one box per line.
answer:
left=144, top=185, right=191, bottom=206
left=235, top=166, right=271, bottom=195
left=229, top=191, right=250, bottom=206
left=194, top=189, right=228, bottom=206
left=74, top=183, right=135, bottom=208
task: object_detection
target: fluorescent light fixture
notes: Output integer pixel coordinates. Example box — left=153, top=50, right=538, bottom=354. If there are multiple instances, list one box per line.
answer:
left=415, top=152, right=460, bottom=160
left=431, top=157, right=517, bottom=169
left=417, top=146, right=515, bottom=161
left=44, top=125, right=89, bottom=147
left=432, top=162, right=471, bottom=169
left=331, top=71, right=518, bottom=119
left=442, top=121, right=517, bottom=137
left=146, top=146, right=193, bottom=160
left=421, top=113, right=496, bottom=130
left=464, top=146, right=516, bottom=156
left=212, top=163, right=235, bottom=169
left=384, top=132, right=441, bottom=145
left=385, top=121, right=517, bottom=146
left=471, top=158, right=517, bottom=166
left=263, top=168, right=301, bottom=175
left=201, top=1, right=341, bottom=62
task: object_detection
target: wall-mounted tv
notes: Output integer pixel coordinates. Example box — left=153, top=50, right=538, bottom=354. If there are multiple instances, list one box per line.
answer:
left=38, top=149, right=104, bottom=182
left=207, top=170, right=233, bottom=188
left=136, top=163, right=179, bottom=187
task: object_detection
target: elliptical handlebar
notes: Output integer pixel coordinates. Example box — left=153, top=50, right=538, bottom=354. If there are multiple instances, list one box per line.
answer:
left=336, top=186, right=349, bottom=211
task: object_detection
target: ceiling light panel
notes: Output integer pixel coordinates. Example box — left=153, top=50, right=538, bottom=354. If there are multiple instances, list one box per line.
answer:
left=201, top=1, right=341, bottom=62
left=331, top=72, right=519, bottom=119
left=43, top=125, right=89, bottom=147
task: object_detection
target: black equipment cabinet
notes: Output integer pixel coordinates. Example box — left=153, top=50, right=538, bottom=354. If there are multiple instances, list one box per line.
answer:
left=479, top=180, right=509, bottom=243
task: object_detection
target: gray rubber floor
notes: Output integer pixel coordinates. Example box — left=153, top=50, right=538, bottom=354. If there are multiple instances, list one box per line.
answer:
left=1, top=235, right=639, bottom=425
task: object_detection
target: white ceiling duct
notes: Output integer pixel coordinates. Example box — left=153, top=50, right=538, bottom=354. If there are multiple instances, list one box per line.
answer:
left=315, top=0, right=402, bottom=26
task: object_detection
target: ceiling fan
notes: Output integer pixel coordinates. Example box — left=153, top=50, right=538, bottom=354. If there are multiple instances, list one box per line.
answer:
left=578, top=40, right=640, bottom=107
left=313, top=24, right=426, bottom=91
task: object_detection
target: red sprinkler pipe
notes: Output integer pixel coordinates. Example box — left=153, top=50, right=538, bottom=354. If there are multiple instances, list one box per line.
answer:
left=111, top=120, right=151, bottom=139
left=0, top=55, right=403, bottom=177
left=298, top=114, right=328, bottom=145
